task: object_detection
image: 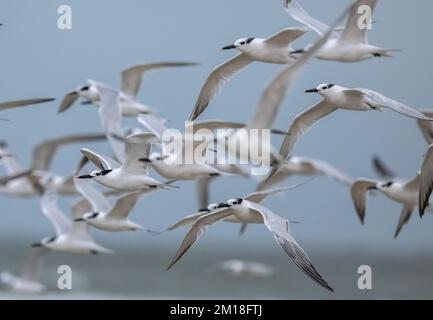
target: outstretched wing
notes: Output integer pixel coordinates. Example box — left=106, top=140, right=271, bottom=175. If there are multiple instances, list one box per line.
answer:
left=279, top=100, right=337, bottom=159
left=121, top=62, right=198, bottom=99
left=189, top=54, right=253, bottom=121
left=167, top=207, right=236, bottom=269
left=31, top=133, right=106, bottom=171
left=241, top=200, right=334, bottom=292
left=92, top=80, right=126, bottom=162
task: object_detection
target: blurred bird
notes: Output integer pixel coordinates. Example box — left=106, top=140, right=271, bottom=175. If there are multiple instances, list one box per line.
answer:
left=0, top=249, right=48, bottom=294
left=256, top=156, right=352, bottom=191
left=31, top=189, right=112, bottom=254
left=285, top=0, right=400, bottom=62
left=0, top=133, right=105, bottom=197
left=206, top=259, right=275, bottom=278
left=58, top=62, right=197, bottom=116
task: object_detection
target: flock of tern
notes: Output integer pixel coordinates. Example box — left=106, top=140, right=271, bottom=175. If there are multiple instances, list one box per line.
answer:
left=1, top=0, right=432, bottom=294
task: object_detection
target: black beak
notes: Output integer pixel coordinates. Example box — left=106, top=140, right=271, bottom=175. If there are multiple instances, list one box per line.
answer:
left=368, top=186, right=378, bottom=191
left=139, top=158, right=151, bottom=163
left=218, top=203, right=231, bottom=208
left=74, top=218, right=85, bottom=222
left=305, top=88, right=319, bottom=93
left=221, top=44, right=237, bottom=50
left=290, top=49, right=305, bottom=54
left=77, top=174, right=93, bottom=179
left=31, top=242, right=42, bottom=247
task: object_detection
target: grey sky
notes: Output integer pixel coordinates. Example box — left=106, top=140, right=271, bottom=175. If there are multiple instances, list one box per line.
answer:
left=1, top=0, right=432, bottom=254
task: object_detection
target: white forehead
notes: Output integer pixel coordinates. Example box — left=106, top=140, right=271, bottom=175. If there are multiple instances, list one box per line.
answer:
left=317, top=83, right=330, bottom=89
left=208, top=203, right=219, bottom=210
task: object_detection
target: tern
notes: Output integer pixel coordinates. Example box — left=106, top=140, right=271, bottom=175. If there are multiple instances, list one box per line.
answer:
left=285, top=0, right=399, bottom=62
left=256, top=156, right=353, bottom=191
left=277, top=84, right=433, bottom=160
left=351, top=145, right=433, bottom=237
left=161, top=184, right=307, bottom=234
left=189, top=27, right=309, bottom=120
left=31, top=189, right=112, bottom=254
left=73, top=166, right=151, bottom=232
left=77, top=133, right=176, bottom=192
left=167, top=198, right=333, bottom=292
left=58, top=62, right=197, bottom=116
left=0, top=249, right=48, bottom=293
left=0, top=133, right=105, bottom=197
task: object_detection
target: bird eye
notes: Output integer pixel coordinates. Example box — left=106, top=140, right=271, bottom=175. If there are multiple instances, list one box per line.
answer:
left=240, top=42, right=245, bottom=45
left=96, top=173, right=101, bottom=176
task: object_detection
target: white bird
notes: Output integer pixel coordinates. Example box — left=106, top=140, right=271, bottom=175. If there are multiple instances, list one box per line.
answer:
left=207, top=259, right=275, bottom=278
left=73, top=166, right=151, bottom=232
left=167, top=199, right=333, bottom=292
left=277, top=84, right=433, bottom=160
left=161, top=184, right=308, bottom=233
left=77, top=133, right=176, bottom=192
left=0, top=98, right=55, bottom=112
left=256, top=156, right=352, bottom=191
left=58, top=62, right=197, bottom=116
left=0, top=133, right=105, bottom=197
left=0, top=249, right=48, bottom=294
left=284, top=0, right=399, bottom=62
left=32, top=189, right=112, bottom=254
left=189, top=27, right=309, bottom=120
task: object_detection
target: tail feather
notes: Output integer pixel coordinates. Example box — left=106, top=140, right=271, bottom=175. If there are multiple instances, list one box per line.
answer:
left=373, top=48, right=401, bottom=58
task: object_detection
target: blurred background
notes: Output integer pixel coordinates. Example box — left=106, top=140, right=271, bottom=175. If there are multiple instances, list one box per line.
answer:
left=0, top=0, right=432, bottom=299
